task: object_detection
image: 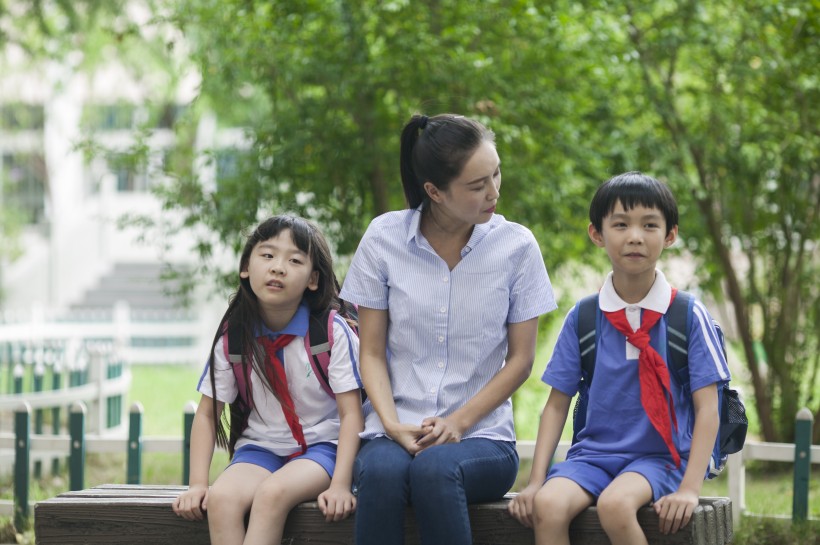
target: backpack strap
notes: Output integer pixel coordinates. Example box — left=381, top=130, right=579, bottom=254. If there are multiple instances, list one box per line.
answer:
left=576, top=294, right=599, bottom=384
left=224, top=322, right=252, bottom=407
left=305, top=309, right=336, bottom=399
left=666, top=290, right=694, bottom=380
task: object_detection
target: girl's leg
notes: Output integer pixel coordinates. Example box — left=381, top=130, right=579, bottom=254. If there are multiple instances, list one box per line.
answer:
left=408, top=439, right=518, bottom=545
left=207, top=463, right=272, bottom=545
left=243, top=459, right=331, bottom=545
left=354, top=437, right=414, bottom=545
left=596, top=471, right=654, bottom=545
left=532, top=477, right=594, bottom=545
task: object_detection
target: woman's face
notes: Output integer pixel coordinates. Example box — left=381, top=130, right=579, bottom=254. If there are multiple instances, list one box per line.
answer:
left=425, top=140, right=501, bottom=227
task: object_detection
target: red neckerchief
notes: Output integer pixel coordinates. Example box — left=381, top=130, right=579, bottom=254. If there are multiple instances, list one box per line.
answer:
left=257, top=334, right=307, bottom=458
left=603, top=289, right=680, bottom=468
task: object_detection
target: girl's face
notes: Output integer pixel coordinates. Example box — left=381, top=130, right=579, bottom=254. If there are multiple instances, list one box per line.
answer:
left=425, top=140, right=501, bottom=227
left=240, top=229, right=319, bottom=317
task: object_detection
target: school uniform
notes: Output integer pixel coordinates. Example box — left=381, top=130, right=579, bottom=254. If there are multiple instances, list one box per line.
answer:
left=340, top=205, right=556, bottom=545
left=542, top=270, right=730, bottom=499
left=197, top=303, right=361, bottom=473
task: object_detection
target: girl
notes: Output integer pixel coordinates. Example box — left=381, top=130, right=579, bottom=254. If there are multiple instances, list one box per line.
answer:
left=172, top=215, right=363, bottom=545
left=340, top=113, right=557, bottom=544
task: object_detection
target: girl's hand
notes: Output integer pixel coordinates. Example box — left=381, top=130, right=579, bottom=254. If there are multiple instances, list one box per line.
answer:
left=415, top=416, right=463, bottom=450
left=172, top=484, right=208, bottom=521
left=385, top=422, right=425, bottom=455
left=317, top=484, right=357, bottom=522
left=507, top=483, right=540, bottom=528
left=653, top=488, right=699, bottom=534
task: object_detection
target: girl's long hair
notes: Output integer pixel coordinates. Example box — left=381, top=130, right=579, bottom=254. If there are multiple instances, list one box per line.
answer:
left=205, top=215, right=354, bottom=457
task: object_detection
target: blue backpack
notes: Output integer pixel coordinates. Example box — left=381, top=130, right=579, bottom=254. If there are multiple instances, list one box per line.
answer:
left=573, top=290, right=747, bottom=478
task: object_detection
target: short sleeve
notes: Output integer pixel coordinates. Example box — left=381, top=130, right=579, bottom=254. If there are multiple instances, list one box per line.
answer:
left=687, top=299, right=731, bottom=392
left=196, top=336, right=239, bottom=403
left=508, top=230, right=557, bottom=323
left=327, top=315, right=363, bottom=394
left=541, top=307, right=583, bottom=397
left=340, top=221, right=389, bottom=310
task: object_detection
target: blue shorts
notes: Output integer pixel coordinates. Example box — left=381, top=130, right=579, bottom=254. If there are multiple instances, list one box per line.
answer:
left=547, top=452, right=687, bottom=501
left=230, top=442, right=337, bottom=478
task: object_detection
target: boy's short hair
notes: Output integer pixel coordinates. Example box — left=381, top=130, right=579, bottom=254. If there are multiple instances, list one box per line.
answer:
left=589, top=171, right=679, bottom=235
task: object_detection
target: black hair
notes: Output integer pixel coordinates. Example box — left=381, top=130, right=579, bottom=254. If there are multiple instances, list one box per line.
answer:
left=589, top=171, right=679, bottom=235
left=206, top=215, right=354, bottom=456
left=399, top=113, right=495, bottom=209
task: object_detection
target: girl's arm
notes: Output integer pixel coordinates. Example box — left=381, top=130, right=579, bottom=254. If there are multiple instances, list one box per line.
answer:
left=508, top=387, right=572, bottom=527
left=317, top=389, right=364, bottom=521
left=357, top=306, right=424, bottom=454
left=416, top=317, right=539, bottom=448
left=653, top=383, right=719, bottom=534
left=172, top=394, right=223, bottom=521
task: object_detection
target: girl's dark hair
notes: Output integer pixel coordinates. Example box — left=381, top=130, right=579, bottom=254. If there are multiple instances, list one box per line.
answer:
left=589, top=171, right=679, bottom=235
left=400, top=113, right=495, bottom=209
left=206, top=215, right=354, bottom=456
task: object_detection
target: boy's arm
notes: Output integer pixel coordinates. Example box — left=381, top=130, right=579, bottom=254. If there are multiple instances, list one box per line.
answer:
left=318, top=389, right=363, bottom=521
left=508, top=387, right=572, bottom=528
left=172, top=394, right=222, bottom=520
left=654, top=383, right=719, bottom=534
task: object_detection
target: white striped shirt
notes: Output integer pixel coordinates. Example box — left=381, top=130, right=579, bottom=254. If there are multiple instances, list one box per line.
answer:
left=340, top=206, right=557, bottom=441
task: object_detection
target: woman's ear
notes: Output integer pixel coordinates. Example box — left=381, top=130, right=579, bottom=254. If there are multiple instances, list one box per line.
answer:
left=240, top=270, right=250, bottom=279
left=423, top=181, right=442, bottom=203
left=588, top=223, right=605, bottom=247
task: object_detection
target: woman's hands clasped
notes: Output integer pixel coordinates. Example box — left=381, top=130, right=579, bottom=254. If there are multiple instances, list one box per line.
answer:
left=387, top=416, right=465, bottom=456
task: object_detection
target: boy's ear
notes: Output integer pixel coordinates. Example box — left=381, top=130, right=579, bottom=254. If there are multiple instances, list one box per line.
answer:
left=664, top=225, right=679, bottom=248
left=588, top=223, right=605, bottom=247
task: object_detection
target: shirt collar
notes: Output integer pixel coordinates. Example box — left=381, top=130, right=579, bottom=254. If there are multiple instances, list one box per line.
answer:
left=598, top=269, right=672, bottom=314
left=255, top=303, right=310, bottom=339
left=406, top=202, right=495, bottom=255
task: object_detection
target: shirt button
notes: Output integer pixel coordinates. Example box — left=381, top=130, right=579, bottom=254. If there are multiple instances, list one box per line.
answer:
left=440, top=306, right=446, bottom=313
left=443, top=277, right=449, bottom=283
left=438, top=336, right=444, bottom=343
left=429, top=387, right=436, bottom=393
left=437, top=362, right=444, bottom=368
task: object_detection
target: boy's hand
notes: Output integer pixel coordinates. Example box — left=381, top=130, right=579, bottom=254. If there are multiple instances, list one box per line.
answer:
left=653, top=488, right=699, bottom=534
left=317, top=484, right=357, bottom=522
left=172, top=484, right=208, bottom=521
left=507, top=484, right=540, bottom=528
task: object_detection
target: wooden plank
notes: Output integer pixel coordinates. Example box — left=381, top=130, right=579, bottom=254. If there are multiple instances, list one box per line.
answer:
left=35, top=486, right=733, bottom=545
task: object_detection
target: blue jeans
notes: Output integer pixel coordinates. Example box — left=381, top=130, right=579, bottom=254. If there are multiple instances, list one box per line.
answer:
left=353, top=437, right=518, bottom=545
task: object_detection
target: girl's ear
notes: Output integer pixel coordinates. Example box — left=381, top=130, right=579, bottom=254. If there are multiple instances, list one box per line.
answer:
left=588, top=223, right=605, bottom=247
left=423, top=181, right=443, bottom=203
left=306, top=270, right=319, bottom=292
left=664, top=225, right=679, bottom=248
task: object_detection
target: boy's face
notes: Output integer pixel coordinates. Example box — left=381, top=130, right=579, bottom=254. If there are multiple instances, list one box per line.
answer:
left=589, top=200, right=677, bottom=282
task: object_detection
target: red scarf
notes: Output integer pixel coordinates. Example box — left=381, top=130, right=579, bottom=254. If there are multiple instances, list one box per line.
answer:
left=603, top=290, right=680, bottom=468
left=257, top=334, right=307, bottom=457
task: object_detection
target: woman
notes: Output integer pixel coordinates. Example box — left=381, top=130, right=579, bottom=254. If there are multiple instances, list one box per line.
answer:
left=340, top=113, right=557, bottom=544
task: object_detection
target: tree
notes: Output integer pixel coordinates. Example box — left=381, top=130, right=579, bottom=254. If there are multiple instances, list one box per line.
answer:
left=151, top=0, right=817, bottom=441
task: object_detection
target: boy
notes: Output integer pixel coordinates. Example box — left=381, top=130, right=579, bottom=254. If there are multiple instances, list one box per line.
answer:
left=509, top=172, right=729, bottom=545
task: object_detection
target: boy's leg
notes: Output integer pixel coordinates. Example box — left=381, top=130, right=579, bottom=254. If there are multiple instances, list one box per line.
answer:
left=596, top=471, right=654, bottom=545
left=207, top=462, right=272, bottom=545
left=532, top=477, right=594, bottom=545
left=354, top=437, right=414, bottom=545
left=244, top=458, right=331, bottom=545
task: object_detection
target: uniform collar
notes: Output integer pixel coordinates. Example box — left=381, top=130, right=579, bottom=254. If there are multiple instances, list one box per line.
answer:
left=598, top=270, right=672, bottom=314
left=255, top=303, right=310, bottom=339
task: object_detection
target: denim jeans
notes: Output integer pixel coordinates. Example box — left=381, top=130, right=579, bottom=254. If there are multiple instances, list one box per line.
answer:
left=353, top=437, right=519, bottom=545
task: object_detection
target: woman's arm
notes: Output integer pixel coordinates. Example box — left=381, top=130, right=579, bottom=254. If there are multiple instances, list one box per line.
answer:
left=172, top=394, right=222, bottom=520
left=416, top=317, right=539, bottom=448
left=317, top=389, right=364, bottom=521
left=357, top=306, right=424, bottom=453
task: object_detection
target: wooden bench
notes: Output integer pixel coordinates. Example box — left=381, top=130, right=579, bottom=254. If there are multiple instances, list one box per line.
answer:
left=34, top=484, right=733, bottom=544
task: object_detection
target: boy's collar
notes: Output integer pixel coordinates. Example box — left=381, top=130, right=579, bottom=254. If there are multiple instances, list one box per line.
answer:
left=599, top=270, right=672, bottom=314
left=255, top=303, right=310, bottom=339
